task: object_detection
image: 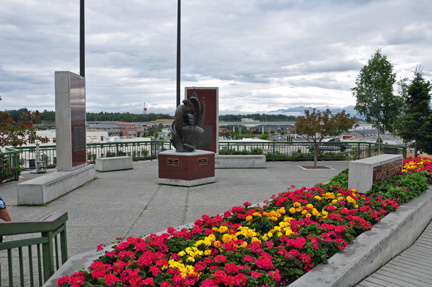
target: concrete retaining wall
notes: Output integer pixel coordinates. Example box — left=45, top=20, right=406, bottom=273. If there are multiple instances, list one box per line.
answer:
left=215, top=155, right=266, bottom=169
left=95, top=156, right=133, bottom=172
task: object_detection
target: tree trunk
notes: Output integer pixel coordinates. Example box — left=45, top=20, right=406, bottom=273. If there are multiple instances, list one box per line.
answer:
left=414, top=146, right=418, bottom=158
left=314, top=142, right=318, bottom=168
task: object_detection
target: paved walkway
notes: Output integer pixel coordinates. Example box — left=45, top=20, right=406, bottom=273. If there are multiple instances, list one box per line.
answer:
left=1, top=160, right=349, bottom=257
left=357, top=220, right=432, bottom=287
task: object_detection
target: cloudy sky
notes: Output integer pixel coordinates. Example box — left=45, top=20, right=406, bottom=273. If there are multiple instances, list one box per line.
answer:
left=1, top=0, right=431, bottom=115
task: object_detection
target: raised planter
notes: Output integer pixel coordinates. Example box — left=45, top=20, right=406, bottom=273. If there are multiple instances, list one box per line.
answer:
left=215, top=155, right=266, bottom=169
left=95, top=156, right=133, bottom=172
left=44, top=187, right=432, bottom=286
left=289, top=188, right=432, bottom=287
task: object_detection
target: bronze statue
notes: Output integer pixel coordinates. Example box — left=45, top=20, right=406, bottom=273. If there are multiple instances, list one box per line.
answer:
left=170, top=90, right=205, bottom=152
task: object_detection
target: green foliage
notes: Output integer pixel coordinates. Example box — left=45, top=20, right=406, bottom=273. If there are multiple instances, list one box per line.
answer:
left=295, top=109, right=356, bottom=167
left=265, top=150, right=347, bottom=161
left=219, top=148, right=263, bottom=155
left=369, top=171, right=429, bottom=203
left=325, top=168, right=349, bottom=190
left=398, top=67, right=432, bottom=157
left=258, top=134, right=269, bottom=140
left=323, top=166, right=429, bottom=204
left=0, top=158, right=21, bottom=183
left=352, top=49, right=403, bottom=142
left=0, top=110, right=47, bottom=147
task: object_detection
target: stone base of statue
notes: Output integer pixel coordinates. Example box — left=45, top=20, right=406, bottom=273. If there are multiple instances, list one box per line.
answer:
left=158, top=150, right=215, bottom=187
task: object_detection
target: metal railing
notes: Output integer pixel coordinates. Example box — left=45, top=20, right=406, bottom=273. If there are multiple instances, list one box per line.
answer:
left=0, top=212, right=68, bottom=287
left=219, top=141, right=407, bottom=160
left=86, top=140, right=172, bottom=163
left=4, top=141, right=406, bottom=170
left=6, top=141, right=172, bottom=169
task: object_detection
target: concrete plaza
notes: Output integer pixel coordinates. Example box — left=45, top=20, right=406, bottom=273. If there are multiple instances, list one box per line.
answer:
left=2, top=159, right=432, bottom=286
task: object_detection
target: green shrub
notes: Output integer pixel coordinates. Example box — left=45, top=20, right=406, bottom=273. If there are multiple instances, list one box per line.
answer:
left=0, top=158, right=21, bottom=183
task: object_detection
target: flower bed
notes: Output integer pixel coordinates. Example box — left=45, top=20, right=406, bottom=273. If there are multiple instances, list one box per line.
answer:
left=58, top=157, right=431, bottom=287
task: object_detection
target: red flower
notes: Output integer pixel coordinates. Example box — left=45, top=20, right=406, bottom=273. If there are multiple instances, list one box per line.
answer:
left=255, top=254, right=273, bottom=269
left=224, top=262, right=240, bottom=274
left=294, top=237, right=306, bottom=249
left=57, top=275, right=69, bottom=286
left=105, top=274, right=119, bottom=286
left=268, top=269, right=281, bottom=282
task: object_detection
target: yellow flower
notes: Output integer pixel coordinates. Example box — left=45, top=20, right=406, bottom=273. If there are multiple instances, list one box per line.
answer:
left=222, top=234, right=232, bottom=244
left=307, top=204, right=314, bottom=210
left=312, top=209, right=320, bottom=216
left=246, top=215, right=253, bottom=221
left=252, top=237, right=261, bottom=244
left=218, top=226, right=228, bottom=233
left=207, top=234, right=216, bottom=243
left=195, top=240, right=205, bottom=247
left=306, top=213, right=311, bottom=218
left=332, top=199, right=337, bottom=204
left=301, top=210, right=307, bottom=215
left=314, top=195, right=322, bottom=201
left=289, top=207, right=296, bottom=214
left=178, top=251, right=185, bottom=257
left=204, top=250, right=211, bottom=256
left=338, top=197, right=344, bottom=202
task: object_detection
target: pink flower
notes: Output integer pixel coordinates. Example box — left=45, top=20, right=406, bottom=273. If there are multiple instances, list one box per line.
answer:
left=224, top=262, right=240, bottom=274
left=293, top=237, right=306, bottom=249
left=143, top=277, right=154, bottom=286
left=251, top=271, right=261, bottom=278
left=255, top=255, right=273, bottom=269
left=57, top=275, right=69, bottom=286
left=105, top=274, right=119, bottom=286
left=97, top=244, right=106, bottom=251
left=268, top=269, right=281, bottom=282
left=244, top=255, right=254, bottom=262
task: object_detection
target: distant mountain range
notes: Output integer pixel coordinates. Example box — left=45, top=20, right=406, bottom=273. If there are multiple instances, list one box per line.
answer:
left=269, top=105, right=360, bottom=117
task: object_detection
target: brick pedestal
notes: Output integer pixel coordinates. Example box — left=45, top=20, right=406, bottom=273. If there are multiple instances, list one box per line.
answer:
left=158, top=150, right=215, bottom=186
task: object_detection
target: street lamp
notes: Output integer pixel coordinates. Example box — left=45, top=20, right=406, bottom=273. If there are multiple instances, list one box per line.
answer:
left=80, top=0, right=85, bottom=77
left=176, top=0, right=181, bottom=108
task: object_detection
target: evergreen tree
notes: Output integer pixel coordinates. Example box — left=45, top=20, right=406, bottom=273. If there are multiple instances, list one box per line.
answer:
left=352, top=49, right=403, bottom=143
left=399, top=67, right=432, bottom=157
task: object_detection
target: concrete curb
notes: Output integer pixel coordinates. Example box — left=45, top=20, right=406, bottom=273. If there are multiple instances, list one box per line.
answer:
left=289, top=188, right=432, bottom=287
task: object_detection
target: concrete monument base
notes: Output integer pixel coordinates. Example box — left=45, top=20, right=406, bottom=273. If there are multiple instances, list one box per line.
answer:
left=95, top=156, right=133, bottom=172
left=158, top=150, right=215, bottom=187
left=215, top=155, right=266, bottom=169
left=17, top=165, right=95, bottom=205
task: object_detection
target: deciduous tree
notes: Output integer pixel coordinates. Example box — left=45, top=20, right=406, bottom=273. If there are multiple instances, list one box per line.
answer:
left=352, top=49, right=403, bottom=143
left=0, top=110, right=44, bottom=148
left=295, top=109, right=356, bottom=168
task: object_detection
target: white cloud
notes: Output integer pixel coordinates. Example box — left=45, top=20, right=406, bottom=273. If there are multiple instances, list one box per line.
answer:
left=1, top=0, right=432, bottom=115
